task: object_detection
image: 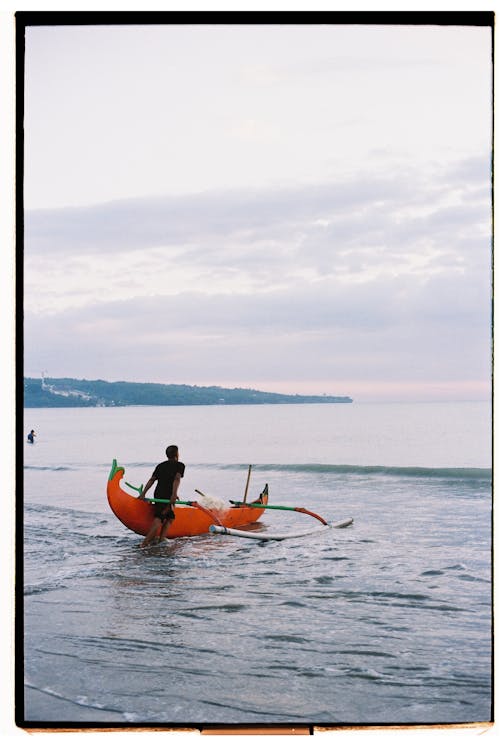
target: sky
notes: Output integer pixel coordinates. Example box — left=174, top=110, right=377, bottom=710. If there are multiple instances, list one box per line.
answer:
left=21, top=18, right=493, bottom=402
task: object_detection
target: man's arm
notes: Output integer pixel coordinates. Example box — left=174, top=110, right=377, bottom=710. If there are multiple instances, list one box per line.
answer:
left=138, top=477, right=156, bottom=501
left=170, top=473, right=182, bottom=505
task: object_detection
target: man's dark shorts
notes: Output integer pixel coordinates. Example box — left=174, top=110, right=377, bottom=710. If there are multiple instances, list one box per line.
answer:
left=153, top=502, right=175, bottom=522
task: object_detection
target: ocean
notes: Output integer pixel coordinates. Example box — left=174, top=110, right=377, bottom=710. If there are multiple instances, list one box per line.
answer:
left=21, top=401, right=492, bottom=728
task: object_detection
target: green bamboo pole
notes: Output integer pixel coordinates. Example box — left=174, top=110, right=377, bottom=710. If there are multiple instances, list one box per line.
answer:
left=137, top=495, right=196, bottom=507
left=232, top=500, right=313, bottom=512
left=230, top=501, right=328, bottom=525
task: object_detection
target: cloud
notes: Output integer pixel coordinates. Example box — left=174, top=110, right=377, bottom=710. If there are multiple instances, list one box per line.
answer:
left=24, top=155, right=491, bottom=285
left=24, top=253, right=491, bottom=392
left=24, top=176, right=412, bottom=255
left=22, top=154, right=492, bottom=398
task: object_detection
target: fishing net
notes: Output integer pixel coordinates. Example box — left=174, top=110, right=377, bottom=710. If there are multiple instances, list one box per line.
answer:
left=196, top=494, right=227, bottom=511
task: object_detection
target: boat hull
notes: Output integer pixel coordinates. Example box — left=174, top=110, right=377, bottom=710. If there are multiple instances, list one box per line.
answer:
left=107, top=460, right=268, bottom=539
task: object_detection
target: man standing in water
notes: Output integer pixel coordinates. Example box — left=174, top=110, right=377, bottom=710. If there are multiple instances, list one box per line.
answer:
left=27, top=429, right=36, bottom=444
left=138, top=445, right=185, bottom=547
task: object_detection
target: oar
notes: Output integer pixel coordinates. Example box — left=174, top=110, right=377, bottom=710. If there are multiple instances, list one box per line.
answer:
left=229, top=500, right=328, bottom=525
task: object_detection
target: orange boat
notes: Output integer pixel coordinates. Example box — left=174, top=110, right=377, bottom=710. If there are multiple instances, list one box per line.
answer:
left=107, top=459, right=268, bottom=539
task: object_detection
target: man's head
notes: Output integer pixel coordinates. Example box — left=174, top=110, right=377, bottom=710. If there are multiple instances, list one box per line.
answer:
left=166, top=444, right=179, bottom=460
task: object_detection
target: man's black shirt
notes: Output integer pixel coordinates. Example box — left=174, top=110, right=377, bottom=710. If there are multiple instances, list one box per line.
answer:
left=152, top=460, right=185, bottom=499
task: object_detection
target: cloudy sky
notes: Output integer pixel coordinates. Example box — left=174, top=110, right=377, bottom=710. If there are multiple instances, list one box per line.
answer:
left=22, top=19, right=492, bottom=401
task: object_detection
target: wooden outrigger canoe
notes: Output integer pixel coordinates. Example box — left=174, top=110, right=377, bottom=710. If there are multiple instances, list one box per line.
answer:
left=107, top=459, right=269, bottom=539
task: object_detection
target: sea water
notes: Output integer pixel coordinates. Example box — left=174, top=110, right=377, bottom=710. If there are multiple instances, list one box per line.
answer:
left=21, top=401, right=492, bottom=726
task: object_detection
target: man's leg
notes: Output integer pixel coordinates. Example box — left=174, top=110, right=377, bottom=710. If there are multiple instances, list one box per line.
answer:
left=159, top=513, right=174, bottom=541
left=141, top=517, right=162, bottom=547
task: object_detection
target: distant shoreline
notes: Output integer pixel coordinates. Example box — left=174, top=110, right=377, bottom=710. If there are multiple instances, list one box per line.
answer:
left=23, top=377, right=353, bottom=408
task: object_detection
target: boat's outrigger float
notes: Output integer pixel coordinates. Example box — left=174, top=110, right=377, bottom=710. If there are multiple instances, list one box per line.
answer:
left=107, top=460, right=353, bottom=542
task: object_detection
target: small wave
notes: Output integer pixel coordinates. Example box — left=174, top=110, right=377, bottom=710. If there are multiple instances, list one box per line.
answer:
left=24, top=465, right=73, bottom=472
left=336, top=649, right=396, bottom=658
left=262, top=634, right=309, bottom=644
left=420, top=570, right=445, bottom=577
left=211, top=463, right=491, bottom=481
left=183, top=603, right=247, bottom=614
left=25, top=681, right=125, bottom=716
left=457, top=573, right=490, bottom=584
left=118, top=461, right=155, bottom=469
left=313, top=575, right=336, bottom=585
left=25, top=582, right=67, bottom=596
left=25, top=502, right=108, bottom=522
left=280, top=600, right=307, bottom=608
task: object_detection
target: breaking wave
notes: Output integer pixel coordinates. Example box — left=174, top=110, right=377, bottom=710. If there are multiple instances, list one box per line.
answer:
left=212, top=463, right=491, bottom=481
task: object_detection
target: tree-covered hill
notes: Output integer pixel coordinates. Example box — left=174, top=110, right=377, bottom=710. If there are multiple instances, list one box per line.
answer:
left=24, top=377, right=352, bottom=408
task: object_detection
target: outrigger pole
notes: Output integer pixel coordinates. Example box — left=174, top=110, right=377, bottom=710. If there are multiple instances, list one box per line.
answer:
left=210, top=517, right=353, bottom=541
left=230, top=500, right=328, bottom=525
